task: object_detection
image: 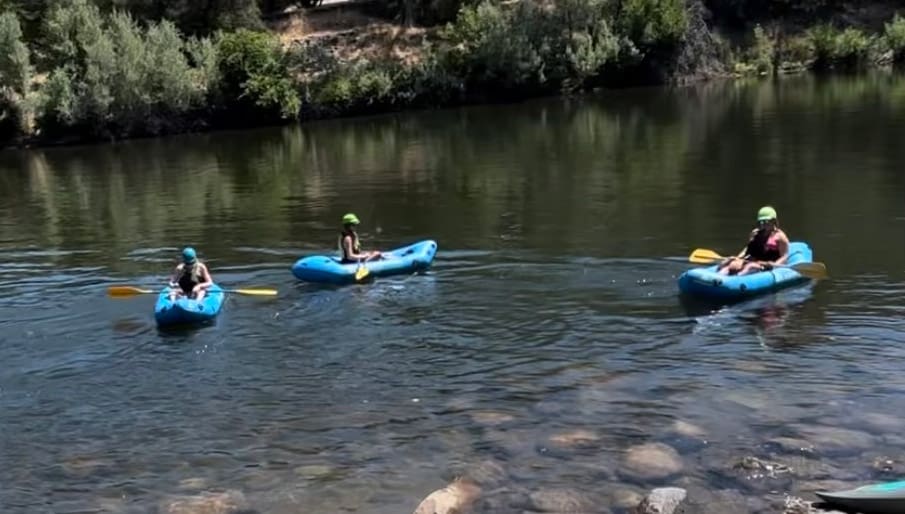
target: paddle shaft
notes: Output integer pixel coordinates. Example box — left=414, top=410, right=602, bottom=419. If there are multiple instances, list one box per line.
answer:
left=108, top=285, right=276, bottom=297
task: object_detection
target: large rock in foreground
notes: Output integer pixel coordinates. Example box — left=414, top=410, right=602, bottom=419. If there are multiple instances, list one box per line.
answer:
left=412, top=478, right=481, bottom=514
left=161, top=491, right=248, bottom=514
left=633, top=487, right=687, bottom=514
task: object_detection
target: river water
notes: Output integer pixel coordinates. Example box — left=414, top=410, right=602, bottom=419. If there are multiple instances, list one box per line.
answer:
left=2, top=74, right=905, bottom=514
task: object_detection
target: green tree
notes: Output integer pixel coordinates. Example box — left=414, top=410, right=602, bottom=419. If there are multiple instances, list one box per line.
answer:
left=215, top=29, right=300, bottom=120
left=37, top=2, right=206, bottom=136
left=0, top=10, right=33, bottom=136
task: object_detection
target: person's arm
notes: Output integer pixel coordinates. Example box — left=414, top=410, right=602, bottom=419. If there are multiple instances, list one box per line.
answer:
left=195, top=264, right=213, bottom=292
left=722, top=230, right=756, bottom=265
left=737, top=229, right=758, bottom=258
left=169, top=264, right=183, bottom=288
left=770, top=232, right=791, bottom=266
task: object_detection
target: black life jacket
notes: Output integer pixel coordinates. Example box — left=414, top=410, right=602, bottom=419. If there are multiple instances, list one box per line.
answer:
left=177, top=262, right=203, bottom=293
left=745, top=228, right=781, bottom=262
left=338, top=229, right=361, bottom=263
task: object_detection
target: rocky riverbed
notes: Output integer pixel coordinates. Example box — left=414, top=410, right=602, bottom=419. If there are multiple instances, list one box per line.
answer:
left=138, top=413, right=905, bottom=514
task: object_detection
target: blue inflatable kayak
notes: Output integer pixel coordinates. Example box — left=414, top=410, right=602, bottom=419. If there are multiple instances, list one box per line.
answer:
left=816, top=480, right=905, bottom=514
left=677, top=242, right=813, bottom=301
left=291, top=240, right=438, bottom=285
left=154, top=284, right=225, bottom=327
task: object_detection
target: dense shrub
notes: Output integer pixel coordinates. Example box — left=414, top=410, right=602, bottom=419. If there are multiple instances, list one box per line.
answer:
left=0, top=10, right=33, bottom=136
left=37, top=1, right=206, bottom=136
left=618, top=0, right=688, bottom=53
left=215, top=29, right=300, bottom=120
left=735, top=24, right=775, bottom=75
left=440, top=0, right=620, bottom=93
left=885, top=14, right=905, bottom=64
left=808, top=24, right=872, bottom=71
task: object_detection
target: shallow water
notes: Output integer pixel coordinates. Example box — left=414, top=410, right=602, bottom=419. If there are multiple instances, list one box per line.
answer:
left=2, top=74, right=905, bottom=513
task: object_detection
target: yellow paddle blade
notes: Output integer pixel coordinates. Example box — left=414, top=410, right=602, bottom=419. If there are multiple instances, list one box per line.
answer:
left=228, top=288, right=278, bottom=296
left=355, top=264, right=370, bottom=281
left=107, top=285, right=154, bottom=297
left=788, top=261, right=828, bottom=280
left=689, top=248, right=724, bottom=264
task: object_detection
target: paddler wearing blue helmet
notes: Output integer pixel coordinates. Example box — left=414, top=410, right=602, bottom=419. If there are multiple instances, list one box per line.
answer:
left=168, top=247, right=213, bottom=301
left=339, top=213, right=382, bottom=264
left=718, top=205, right=790, bottom=276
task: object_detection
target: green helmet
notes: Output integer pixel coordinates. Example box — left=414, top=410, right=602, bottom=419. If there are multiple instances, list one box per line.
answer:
left=757, top=206, right=777, bottom=222
left=342, top=213, right=360, bottom=225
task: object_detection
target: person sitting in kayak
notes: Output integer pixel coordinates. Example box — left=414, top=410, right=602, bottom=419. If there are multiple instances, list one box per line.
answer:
left=718, top=206, right=790, bottom=276
left=339, top=213, right=382, bottom=264
left=168, top=247, right=213, bottom=301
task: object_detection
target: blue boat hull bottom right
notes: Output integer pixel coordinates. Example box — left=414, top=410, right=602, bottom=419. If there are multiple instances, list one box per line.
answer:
left=291, top=240, right=438, bottom=285
left=154, top=284, right=225, bottom=327
left=677, top=242, right=814, bottom=301
left=816, top=480, right=905, bottom=514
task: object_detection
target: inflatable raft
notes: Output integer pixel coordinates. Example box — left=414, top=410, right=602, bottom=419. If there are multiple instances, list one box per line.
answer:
left=291, top=240, right=438, bottom=285
left=677, top=242, right=813, bottom=301
left=816, top=480, right=905, bottom=514
left=154, top=284, right=224, bottom=327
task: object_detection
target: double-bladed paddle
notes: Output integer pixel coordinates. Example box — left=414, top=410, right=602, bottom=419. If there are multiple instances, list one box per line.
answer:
left=107, top=285, right=278, bottom=297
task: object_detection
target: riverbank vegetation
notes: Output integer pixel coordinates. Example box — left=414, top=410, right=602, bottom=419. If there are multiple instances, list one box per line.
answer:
left=0, top=0, right=903, bottom=147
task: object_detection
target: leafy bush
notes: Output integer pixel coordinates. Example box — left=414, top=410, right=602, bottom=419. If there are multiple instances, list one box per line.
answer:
left=36, top=1, right=206, bottom=136
left=750, top=24, right=774, bottom=74
left=441, top=0, right=619, bottom=93
left=0, top=10, right=33, bottom=137
left=215, top=29, right=300, bottom=120
left=41, top=0, right=105, bottom=70
left=310, top=60, right=397, bottom=112
left=808, top=24, right=873, bottom=71
left=39, top=67, right=76, bottom=127
left=618, top=0, right=688, bottom=52
left=885, top=14, right=905, bottom=64
left=778, top=34, right=815, bottom=69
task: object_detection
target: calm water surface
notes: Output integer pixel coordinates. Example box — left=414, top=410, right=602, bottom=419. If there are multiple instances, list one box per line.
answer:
left=2, top=74, right=905, bottom=514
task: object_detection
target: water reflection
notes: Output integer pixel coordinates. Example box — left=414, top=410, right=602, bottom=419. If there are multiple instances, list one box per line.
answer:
left=1, top=76, right=905, bottom=513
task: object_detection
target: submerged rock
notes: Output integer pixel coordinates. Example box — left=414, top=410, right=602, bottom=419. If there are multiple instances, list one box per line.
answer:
left=293, top=464, right=335, bottom=480
left=764, top=437, right=816, bottom=455
left=162, top=490, right=249, bottom=514
left=528, top=487, right=600, bottom=513
left=178, top=478, right=210, bottom=491
left=792, top=425, right=875, bottom=453
left=548, top=429, right=600, bottom=448
left=412, top=478, right=481, bottom=514
left=732, top=456, right=793, bottom=479
left=671, top=420, right=707, bottom=439
left=609, top=487, right=645, bottom=510
left=461, top=459, right=507, bottom=488
left=859, top=412, right=905, bottom=434
left=782, top=495, right=847, bottom=514
left=622, top=443, right=684, bottom=480
left=472, top=488, right=532, bottom=514
left=469, top=410, right=514, bottom=426
left=632, top=487, right=686, bottom=514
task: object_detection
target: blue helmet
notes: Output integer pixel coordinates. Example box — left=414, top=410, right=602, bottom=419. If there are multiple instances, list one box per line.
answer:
left=182, top=247, right=197, bottom=264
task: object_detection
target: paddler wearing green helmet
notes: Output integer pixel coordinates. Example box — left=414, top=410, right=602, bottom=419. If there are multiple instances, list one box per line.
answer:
left=718, top=205, right=790, bottom=276
left=339, top=213, right=382, bottom=264
left=167, top=246, right=213, bottom=301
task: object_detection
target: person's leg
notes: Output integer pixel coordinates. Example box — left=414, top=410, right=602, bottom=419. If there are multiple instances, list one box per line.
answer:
left=718, top=258, right=743, bottom=275
left=738, top=262, right=764, bottom=276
